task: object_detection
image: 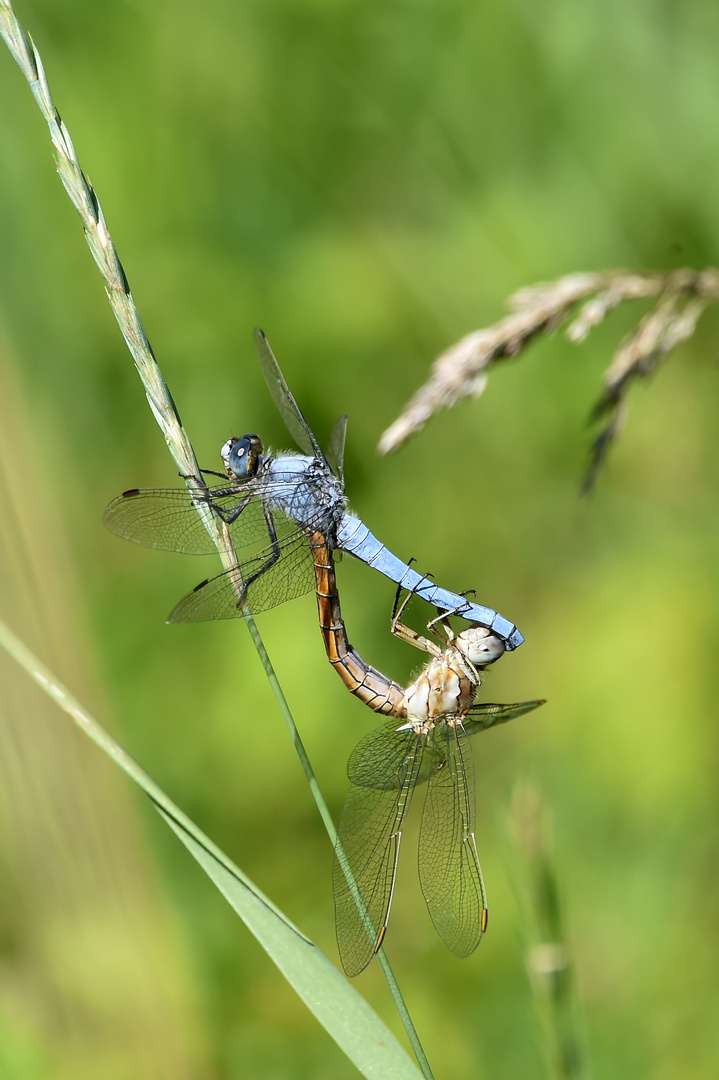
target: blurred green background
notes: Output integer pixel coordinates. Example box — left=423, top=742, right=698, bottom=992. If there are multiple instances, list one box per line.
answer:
left=1, top=1, right=719, bottom=1077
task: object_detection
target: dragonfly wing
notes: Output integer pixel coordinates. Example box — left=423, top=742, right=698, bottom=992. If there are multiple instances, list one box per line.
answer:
left=166, top=526, right=317, bottom=622
left=103, top=488, right=222, bottom=554
left=103, top=485, right=286, bottom=555
left=418, top=725, right=486, bottom=958
left=347, top=722, right=418, bottom=790
left=334, top=723, right=425, bottom=977
left=326, top=414, right=348, bottom=482
left=462, top=699, right=546, bottom=738
left=254, top=329, right=325, bottom=462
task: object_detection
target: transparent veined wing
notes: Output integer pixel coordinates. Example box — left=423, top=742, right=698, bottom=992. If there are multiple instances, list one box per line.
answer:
left=461, top=699, right=546, bottom=739
left=254, top=329, right=325, bottom=462
left=333, top=722, right=426, bottom=977
left=417, top=702, right=545, bottom=953
left=166, top=522, right=318, bottom=622
left=326, top=414, right=348, bottom=482
left=102, top=485, right=273, bottom=555
left=418, top=724, right=486, bottom=958
left=407, top=700, right=547, bottom=792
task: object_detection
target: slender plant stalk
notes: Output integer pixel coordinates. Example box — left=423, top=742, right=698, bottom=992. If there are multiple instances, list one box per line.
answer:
left=0, top=3, right=433, bottom=1074
left=243, top=564, right=433, bottom=1078
left=507, top=784, right=590, bottom=1080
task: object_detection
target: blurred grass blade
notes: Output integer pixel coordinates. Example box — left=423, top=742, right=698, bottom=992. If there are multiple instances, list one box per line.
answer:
left=507, top=784, right=590, bottom=1080
left=156, top=806, right=420, bottom=1079
left=0, top=615, right=422, bottom=1080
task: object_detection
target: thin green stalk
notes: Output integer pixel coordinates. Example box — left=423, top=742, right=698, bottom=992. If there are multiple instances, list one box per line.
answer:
left=377, top=955, right=434, bottom=1080
left=244, top=616, right=337, bottom=840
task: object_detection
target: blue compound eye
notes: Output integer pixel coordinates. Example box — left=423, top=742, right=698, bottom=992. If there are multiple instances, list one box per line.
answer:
left=221, top=434, right=263, bottom=479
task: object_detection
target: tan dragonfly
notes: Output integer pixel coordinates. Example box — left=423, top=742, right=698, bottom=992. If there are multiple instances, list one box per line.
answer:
left=311, top=537, right=544, bottom=977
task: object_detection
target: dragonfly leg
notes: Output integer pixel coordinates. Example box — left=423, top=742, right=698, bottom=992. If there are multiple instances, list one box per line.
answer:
left=425, top=590, right=480, bottom=637
left=216, top=491, right=254, bottom=525
left=391, top=567, right=457, bottom=649
left=199, top=467, right=228, bottom=480
left=390, top=580, right=414, bottom=626
left=233, top=504, right=281, bottom=607
left=390, top=561, right=435, bottom=626
left=178, top=476, right=248, bottom=503
left=425, top=609, right=458, bottom=645
left=390, top=578, right=440, bottom=657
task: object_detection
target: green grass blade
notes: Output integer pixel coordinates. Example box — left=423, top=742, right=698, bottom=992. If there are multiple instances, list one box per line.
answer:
left=0, top=615, right=422, bottom=1080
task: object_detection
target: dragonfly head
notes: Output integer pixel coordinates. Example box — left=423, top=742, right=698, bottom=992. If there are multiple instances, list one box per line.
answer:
left=455, top=626, right=505, bottom=667
left=221, top=434, right=263, bottom=480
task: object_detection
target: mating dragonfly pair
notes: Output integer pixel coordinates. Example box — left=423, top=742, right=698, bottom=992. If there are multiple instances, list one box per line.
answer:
left=104, top=330, right=542, bottom=976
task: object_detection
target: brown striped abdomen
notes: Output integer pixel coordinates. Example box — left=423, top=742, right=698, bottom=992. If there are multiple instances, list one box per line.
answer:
left=309, top=530, right=405, bottom=717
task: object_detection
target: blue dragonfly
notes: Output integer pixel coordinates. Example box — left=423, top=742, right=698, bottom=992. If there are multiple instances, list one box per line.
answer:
left=103, top=330, right=523, bottom=650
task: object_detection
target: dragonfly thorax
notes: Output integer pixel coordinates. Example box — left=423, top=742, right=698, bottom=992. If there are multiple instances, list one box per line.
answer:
left=403, top=654, right=477, bottom=726
left=221, top=434, right=263, bottom=480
